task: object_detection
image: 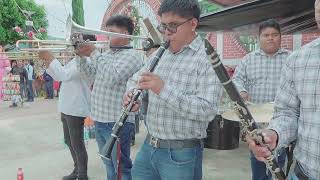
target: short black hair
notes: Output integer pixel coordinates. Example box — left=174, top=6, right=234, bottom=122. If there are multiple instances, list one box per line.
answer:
left=158, top=0, right=201, bottom=21
left=259, top=19, right=281, bottom=35
left=106, top=15, right=134, bottom=35
left=82, top=34, right=97, bottom=41
left=11, top=60, right=17, bottom=66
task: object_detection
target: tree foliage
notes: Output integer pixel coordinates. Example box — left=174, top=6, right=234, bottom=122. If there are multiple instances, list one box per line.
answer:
left=121, top=3, right=141, bottom=36
left=72, top=0, right=85, bottom=26
left=0, top=0, right=48, bottom=45
left=199, top=0, right=221, bottom=14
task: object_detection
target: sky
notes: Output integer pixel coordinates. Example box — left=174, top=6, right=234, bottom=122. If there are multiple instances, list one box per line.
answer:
left=33, top=0, right=110, bottom=38
left=32, top=0, right=160, bottom=40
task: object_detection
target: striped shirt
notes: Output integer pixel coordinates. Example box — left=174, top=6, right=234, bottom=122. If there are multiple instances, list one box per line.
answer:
left=233, top=48, right=291, bottom=104
left=268, top=38, right=320, bottom=179
left=79, top=48, right=144, bottom=123
left=127, top=36, right=223, bottom=140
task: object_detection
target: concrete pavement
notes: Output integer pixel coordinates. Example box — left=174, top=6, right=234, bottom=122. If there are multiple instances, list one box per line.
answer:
left=0, top=99, right=251, bottom=180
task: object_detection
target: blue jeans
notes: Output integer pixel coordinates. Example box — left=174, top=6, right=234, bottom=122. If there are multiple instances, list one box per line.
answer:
left=95, top=121, right=134, bottom=180
left=288, top=163, right=316, bottom=180
left=19, top=82, right=26, bottom=99
left=288, top=172, right=316, bottom=180
left=132, top=138, right=204, bottom=180
left=250, top=149, right=286, bottom=180
left=27, top=80, right=34, bottom=101
left=288, top=171, right=316, bottom=180
left=45, top=80, right=54, bottom=98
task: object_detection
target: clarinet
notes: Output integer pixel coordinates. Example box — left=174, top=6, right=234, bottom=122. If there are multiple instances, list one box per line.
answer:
left=100, top=41, right=170, bottom=160
left=204, top=39, right=286, bottom=180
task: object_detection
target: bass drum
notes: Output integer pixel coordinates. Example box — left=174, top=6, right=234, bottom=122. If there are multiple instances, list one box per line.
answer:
left=204, top=115, right=240, bottom=150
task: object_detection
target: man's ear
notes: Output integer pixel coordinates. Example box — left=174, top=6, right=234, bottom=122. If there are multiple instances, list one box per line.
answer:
left=191, top=18, right=198, bottom=31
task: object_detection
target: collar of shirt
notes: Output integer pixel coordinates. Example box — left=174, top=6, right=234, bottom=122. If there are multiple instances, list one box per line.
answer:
left=169, top=35, right=202, bottom=54
left=108, top=43, right=131, bottom=54
left=303, top=37, right=320, bottom=48
left=255, top=48, right=288, bottom=57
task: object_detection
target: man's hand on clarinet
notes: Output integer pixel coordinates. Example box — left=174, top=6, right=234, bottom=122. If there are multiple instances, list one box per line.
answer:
left=138, top=72, right=164, bottom=95
left=39, top=50, right=54, bottom=68
left=246, top=129, right=278, bottom=162
left=123, top=90, right=140, bottom=112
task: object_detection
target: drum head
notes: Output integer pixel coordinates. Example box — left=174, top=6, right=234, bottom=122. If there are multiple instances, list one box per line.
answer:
left=222, top=102, right=274, bottom=123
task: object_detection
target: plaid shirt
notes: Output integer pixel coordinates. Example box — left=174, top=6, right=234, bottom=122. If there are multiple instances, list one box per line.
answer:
left=233, top=48, right=290, bottom=104
left=268, top=38, right=320, bottom=179
left=79, top=48, right=143, bottom=123
left=127, top=36, right=222, bottom=140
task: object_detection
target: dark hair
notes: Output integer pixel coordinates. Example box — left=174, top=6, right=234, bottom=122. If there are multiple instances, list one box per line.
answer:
left=82, top=34, right=97, bottom=41
left=106, top=15, right=134, bottom=35
left=11, top=60, right=17, bottom=66
left=259, top=19, right=281, bottom=35
left=158, top=0, right=201, bottom=21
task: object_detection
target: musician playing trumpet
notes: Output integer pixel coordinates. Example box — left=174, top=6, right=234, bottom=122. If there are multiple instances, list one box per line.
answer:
left=76, top=15, right=144, bottom=180
left=38, top=35, right=96, bottom=180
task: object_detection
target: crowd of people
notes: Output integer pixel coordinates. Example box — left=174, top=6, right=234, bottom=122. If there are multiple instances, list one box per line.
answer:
left=1, top=0, right=320, bottom=180
left=0, top=52, right=60, bottom=107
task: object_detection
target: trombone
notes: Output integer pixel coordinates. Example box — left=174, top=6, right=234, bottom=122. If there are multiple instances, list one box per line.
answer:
left=16, top=15, right=155, bottom=52
left=0, top=51, right=75, bottom=61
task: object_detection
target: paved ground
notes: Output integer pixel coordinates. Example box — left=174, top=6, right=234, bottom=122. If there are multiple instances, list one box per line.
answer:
left=0, top=98, right=252, bottom=180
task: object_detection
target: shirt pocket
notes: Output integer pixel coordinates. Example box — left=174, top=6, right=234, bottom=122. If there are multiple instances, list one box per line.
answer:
left=246, top=72, right=264, bottom=87
left=168, top=67, right=197, bottom=94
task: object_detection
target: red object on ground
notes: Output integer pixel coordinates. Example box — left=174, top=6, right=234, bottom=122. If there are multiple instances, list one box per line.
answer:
left=17, top=168, right=24, bottom=180
left=53, top=81, right=60, bottom=90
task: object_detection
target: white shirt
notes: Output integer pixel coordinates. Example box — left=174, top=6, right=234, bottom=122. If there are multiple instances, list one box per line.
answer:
left=47, top=58, right=91, bottom=117
left=25, top=64, right=33, bottom=80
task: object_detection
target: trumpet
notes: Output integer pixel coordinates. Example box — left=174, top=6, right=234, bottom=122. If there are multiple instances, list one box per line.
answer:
left=16, top=15, right=155, bottom=52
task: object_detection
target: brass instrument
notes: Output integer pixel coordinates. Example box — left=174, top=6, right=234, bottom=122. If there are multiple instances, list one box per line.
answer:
left=0, top=51, right=74, bottom=61
left=16, top=15, right=154, bottom=52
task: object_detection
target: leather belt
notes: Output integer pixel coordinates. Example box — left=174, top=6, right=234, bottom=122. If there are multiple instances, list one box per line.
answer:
left=146, top=134, right=201, bottom=149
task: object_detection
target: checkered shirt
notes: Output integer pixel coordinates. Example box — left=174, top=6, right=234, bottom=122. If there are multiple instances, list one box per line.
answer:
left=233, top=48, right=291, bottom=104
left=79, top=48, right=144, bottom=123
left=127, top=36, right=223, bottom=140
left=268, top=38, right=320, bottom=179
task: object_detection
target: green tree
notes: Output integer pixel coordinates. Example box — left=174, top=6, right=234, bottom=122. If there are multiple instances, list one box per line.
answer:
left=199, top=0, right=221, bottom=14
left=72, top=0, right=85, bottom=26
left=0, top=0, right=48, bottom=45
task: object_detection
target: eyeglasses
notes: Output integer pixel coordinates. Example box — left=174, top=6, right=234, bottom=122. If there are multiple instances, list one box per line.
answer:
left=157, top=18, right=193, bottom=34
left=260, top=33, right=280, bottom=38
